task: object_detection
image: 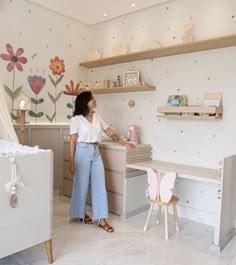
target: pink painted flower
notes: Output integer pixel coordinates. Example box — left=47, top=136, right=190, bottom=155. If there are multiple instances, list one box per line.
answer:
left=64, top=80, right=83, bottom=96
left=0, top=43, right=28, bottom=72
left=28, top=75, right=46, bottom=95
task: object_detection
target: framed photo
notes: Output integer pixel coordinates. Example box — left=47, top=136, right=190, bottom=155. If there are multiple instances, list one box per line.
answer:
left=123, top=71, right=139, bottom=87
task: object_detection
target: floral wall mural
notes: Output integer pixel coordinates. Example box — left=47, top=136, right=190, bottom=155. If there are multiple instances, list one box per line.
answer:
left=47, top=56, right=65, bottom=123
left=27, top=75, right=46, bottom=123
left=63, top=80, right=83, bottom=119
left=0, top=0, right=90, bottom=124
left=0, top=43, right=28, bottom=121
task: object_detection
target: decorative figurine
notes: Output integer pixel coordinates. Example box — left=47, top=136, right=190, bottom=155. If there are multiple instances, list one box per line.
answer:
left=82, top=81, right=93, bottom=90
left=182, top=24, right=193, bottom=44
left=112, top=44, right=128, bottom=56
left=109, top=81, right=116, bottom=88
left=89, top=50, right=102, bottom=60
left=128, top=100, right=135, bottom=108
left=117, top=75, right=121, bottom=87
left=142, top=40, right=161, bottom=51
left=94, top=81, right=102, bottom=89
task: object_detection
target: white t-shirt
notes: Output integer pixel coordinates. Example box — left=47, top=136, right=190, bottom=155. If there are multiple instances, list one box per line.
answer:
left=70, top=112, right=109, bottom=142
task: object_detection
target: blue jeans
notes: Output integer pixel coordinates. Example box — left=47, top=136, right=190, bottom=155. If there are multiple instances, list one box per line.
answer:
left=69, top=142, right=109, bottom=219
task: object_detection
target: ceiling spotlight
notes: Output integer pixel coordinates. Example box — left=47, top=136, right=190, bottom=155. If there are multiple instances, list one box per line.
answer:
left=104, top=13, right=108, bottom=17
left=130, top=3, right=136, bottom=7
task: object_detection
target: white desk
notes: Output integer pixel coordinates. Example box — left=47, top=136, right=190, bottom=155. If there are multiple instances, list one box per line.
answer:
left=127, top=156, right=236, bottom=253
left=127, top=160, right=221, bottom=184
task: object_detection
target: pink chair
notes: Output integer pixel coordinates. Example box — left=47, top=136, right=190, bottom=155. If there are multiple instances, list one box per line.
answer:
left=144, top=168, right=180, bottom=239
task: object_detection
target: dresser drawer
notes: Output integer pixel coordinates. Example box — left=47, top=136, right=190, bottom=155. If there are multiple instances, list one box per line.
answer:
left=100, top=148, right=125, bottom=172
left=63, top=161, right=74, bottom=180
left=64, top=142, right=70, bottom=160
left=63, top=178, right=73, bottom=197
left=105, top=170, right=123, bottom=195
left=125, top=174, right=149, bottom=213
left=107, top=192, right=123, bottom=215
left=87, top=189, right=122, bottom=215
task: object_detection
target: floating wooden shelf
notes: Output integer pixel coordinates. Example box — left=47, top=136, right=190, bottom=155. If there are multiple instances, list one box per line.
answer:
left=79, top=34, right=236, bottom=68
left=157, top=106, right=223, bottom=120
left=157, top=115, right=222, bottom=120
left=157, top=106, right=223, bottom=113
left=90, top=85, right=156, bottom=94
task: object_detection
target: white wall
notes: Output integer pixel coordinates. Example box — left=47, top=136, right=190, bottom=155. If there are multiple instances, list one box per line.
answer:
left=88, top=0, right=236, bottom=169
left=86, top=0, right=236, bottom=225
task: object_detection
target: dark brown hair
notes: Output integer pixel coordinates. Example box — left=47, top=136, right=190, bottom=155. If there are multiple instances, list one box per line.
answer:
left=73, top=91, right=93, bottom=116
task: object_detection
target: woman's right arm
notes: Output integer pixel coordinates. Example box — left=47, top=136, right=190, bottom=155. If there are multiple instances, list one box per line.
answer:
left=69, top=133, right=78, bottom=174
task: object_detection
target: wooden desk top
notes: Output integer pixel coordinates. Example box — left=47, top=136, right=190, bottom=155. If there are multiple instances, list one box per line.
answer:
left=126, top=160, right=221, bottom=184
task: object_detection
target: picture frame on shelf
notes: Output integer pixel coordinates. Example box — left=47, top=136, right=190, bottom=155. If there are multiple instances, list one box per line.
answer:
left=123, top=71, right=139, bottom=87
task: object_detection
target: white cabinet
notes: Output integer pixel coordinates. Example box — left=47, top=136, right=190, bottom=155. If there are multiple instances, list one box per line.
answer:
left=63, top=141, right=152, bottom=219
left=14, top=124, right=69, bottom=189
left=0, top=152, right=53, bottom=261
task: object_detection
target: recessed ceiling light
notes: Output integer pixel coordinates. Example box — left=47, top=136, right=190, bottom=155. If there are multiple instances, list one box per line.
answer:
left=130, top=3, right=136, bottom=7
left=104, top=13, right=108, bottom=17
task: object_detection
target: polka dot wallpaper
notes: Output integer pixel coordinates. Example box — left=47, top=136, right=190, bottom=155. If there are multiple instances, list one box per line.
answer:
left=88, top=0, right=236, bottom=170
left=1, top=0, right=236, bottom=224
left=87, top=0, right=236, bottom=225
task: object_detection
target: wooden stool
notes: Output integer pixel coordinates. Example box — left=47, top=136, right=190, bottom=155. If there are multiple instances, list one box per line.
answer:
left=144, top=169, right=180, bottom=239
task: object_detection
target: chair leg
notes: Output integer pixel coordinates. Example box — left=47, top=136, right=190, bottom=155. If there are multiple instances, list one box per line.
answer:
left=173, top=204, right=180, bottom=232
left=164, top=206, right=169, bottom=239
left=156, top=205, right=162, bottom=224
left=144, top=202, right=154, bottom=231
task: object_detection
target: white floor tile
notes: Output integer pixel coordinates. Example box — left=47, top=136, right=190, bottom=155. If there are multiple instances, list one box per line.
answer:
left=0, top=193, right=236, bottom=265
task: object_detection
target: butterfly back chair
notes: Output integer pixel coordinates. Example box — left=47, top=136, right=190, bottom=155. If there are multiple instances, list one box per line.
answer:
left=144, top=168, right=180, bottom=239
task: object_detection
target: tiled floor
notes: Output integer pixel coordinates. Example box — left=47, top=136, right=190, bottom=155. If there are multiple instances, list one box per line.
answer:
left=1, top=194, right=236, bottom=265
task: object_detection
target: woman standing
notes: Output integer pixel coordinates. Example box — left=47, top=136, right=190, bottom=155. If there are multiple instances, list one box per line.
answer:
left=68, top=91, right=134, bottom=232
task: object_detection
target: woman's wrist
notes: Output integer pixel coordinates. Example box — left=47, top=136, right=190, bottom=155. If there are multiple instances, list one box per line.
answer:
left=110, top=133, right=121, bottom=142
left=118, top=139, right=125, bottom=146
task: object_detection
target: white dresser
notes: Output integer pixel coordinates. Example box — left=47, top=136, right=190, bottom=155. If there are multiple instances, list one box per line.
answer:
left=63, top=141, right=152, bottom=219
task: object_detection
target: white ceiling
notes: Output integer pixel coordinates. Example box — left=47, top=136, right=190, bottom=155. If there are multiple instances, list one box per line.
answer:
left=26, top=0, right=171, bottom=25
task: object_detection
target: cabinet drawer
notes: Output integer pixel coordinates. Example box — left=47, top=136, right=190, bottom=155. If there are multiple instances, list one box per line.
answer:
left=63, top=178, right=73, bottom=197
left=63, top=161, right=74, bottom=180
left=107, top=192, right=123, bottom=215
left=125, top=174, right=149, bottom=213
left=64, top=142, right=70, bottom=160
left=100, top=148, right=125, bottom=172
left=105, top=170, right=123, bottom=195
left=87, top=189, right=122, bottom=215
